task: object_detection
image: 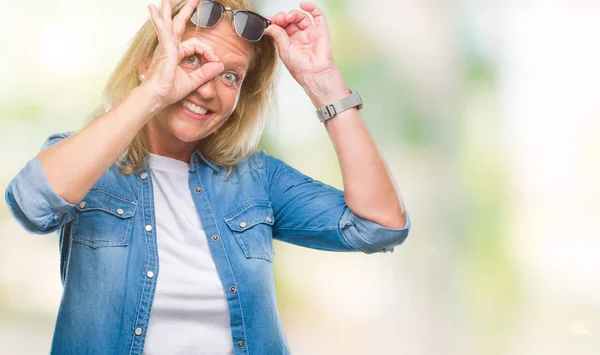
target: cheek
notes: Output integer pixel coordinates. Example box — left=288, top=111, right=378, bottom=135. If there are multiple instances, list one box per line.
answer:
left=233, top=90, right=242, bottom=109
left=219, top=86, right=242, bottom=116
left=160, top=105, right=180, bottom=125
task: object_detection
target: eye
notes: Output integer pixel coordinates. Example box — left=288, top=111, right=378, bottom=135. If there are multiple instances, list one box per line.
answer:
left=221, top=71, right=241, bottom=85
left=180, top=54, right=201, bottom=70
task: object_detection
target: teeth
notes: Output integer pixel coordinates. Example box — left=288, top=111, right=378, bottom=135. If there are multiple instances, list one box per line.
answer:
left=182, top=100, right=209, bottom=115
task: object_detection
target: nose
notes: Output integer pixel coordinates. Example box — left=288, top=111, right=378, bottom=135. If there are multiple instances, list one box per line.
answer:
left=195, top=77, right=218, bottom=101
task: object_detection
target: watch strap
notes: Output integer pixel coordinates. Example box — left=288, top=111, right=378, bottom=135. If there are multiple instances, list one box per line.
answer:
left=316, top=89, right=363, bottom=122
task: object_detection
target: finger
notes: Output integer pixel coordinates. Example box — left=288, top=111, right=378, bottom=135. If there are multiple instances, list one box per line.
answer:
left=285, top=9, right=313, bottom=31
left=161, top=0, right=173, bottom=26
left=180, top=38, right=220, bottom=63
left=282, top=22, right=302, bottom=37
left=273, top=11, right=287, bottom=26
left=149, top=4, right=168, bottom=42
left=188, top=62, right=225, bottom=87
left=300, top=2, right=327, bottom=28
left=264, top=24, right=291, bottom=50
left=173, top=0, right=200, bottom=37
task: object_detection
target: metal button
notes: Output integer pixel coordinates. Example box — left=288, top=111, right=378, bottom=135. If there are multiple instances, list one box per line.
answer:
left=239, top=222, right=247, bottom=228
left=117, top=208, right=124, bottom=215
left=211, top=234, right=220, bottom=241
left=79, top=201, right=86, bottom=209
left=145, top=224, right=153, bottom=232
left=141, top=172, right=148, bottom=180
left=146, top=271, right=154, bottom=279
left=266, top=216, right=272, bottom=223
left=134, top=327, right=143, bottom=336
left=229, top=286, right=237, bottom=293
left=237, top=341, right=245, bottom=349
left=195, top=187, right=202, bottom=193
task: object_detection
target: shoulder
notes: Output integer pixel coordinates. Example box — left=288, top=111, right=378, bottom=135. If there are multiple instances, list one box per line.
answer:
left=222, top=150, right=292, bottom=185
left=40, top=131, right=76, bottom=151
left=251, top=150, right=286, bottom=172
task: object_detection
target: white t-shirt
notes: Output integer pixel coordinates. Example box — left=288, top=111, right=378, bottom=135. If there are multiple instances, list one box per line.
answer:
left=143, top=153, right=233, bottom=355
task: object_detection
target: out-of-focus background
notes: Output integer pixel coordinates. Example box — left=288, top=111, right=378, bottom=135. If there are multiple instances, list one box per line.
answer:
left=1, top=0, right=599, bottom=354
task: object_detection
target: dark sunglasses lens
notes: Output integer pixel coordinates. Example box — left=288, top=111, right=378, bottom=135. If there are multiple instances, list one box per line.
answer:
left=191, top=1, right=222, bottom=27
left=234, top=11, right=266, bottom=41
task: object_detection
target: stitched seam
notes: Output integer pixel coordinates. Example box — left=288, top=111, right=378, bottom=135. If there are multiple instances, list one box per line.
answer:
left=38, top=213, right=56, bottom=231
left=276, top=227, right=338, bottom=232
left=129, top=172, right=151, bottom=355
left=197, top=169, right=249, bottom=352
left=223, top=200, right=271, bottom=221
left=75, top=205, right=136, bottom=218
left=88, top=186, right=138, bottom=204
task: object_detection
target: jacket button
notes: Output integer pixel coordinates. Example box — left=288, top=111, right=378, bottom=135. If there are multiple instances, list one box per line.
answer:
left=229, top=286, right=237, bottom=293
left=239, top=222, right=247, bottom=228
left=237, top=341, right=245, bottom=349
left=134, top=327, right=143, bottom=336
left=141, top=172, right=148, bottom=180
left=265, top=216, right=272, bottom=223
left=116, top=208, right=124, bottom=215
left=79, top=201, right=86, bottom=209
left=146, top=271, right=154, bottom=278
left=211, top=235, right=220, bottom=241
left=145, top=225, right=153, bottom=232
left=195, top=187, right=202, bottom=193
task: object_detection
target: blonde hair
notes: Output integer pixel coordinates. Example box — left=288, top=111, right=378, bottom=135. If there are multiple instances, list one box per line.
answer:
left=97, top=0, right=278, bottom=175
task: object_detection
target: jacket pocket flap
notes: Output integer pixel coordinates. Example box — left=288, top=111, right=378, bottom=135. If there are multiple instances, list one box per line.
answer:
left=224, top=201, right=274, bottom=232
left=75, top=190, right=137, bottom=218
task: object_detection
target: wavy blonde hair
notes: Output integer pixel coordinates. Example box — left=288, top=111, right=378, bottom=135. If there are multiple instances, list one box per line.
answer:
left=95, top=0, right=278, bottom=175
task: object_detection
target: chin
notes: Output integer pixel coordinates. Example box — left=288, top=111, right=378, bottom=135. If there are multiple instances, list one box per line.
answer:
left=170, top=128, right=207, bottom=144
left=167, top=118, right=211, bottom=144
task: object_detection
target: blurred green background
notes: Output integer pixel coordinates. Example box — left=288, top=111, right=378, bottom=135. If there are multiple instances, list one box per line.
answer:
left=1, top=0, right=599, bottom=354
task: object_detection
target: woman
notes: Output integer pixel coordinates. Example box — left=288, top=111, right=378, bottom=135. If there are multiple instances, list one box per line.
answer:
left=5, top=0, right=410, bottom=353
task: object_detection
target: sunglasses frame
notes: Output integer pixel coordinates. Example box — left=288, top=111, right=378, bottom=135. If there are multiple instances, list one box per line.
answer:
left=191, top=0, right=272, bottom=42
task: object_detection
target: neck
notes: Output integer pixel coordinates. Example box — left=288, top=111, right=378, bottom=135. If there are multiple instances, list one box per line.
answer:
left=146, top=122, right=198, bottom=163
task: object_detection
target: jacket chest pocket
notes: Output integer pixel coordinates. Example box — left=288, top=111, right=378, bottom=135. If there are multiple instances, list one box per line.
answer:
left=224, top=201, right=275, bottom=261
left=72, top=190, right=137, bottom=248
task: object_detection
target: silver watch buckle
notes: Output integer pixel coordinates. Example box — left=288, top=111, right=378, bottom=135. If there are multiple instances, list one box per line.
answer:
left=324, top=104, right=337, bottom=119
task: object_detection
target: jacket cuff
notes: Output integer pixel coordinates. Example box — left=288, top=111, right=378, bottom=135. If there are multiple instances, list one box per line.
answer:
left=6, top=157, right=74, bottom=234
left=339, top=208, right=410, bottom=254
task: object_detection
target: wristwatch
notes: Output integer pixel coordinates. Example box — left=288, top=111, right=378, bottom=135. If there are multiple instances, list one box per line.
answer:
left=316, top=89, right=363, bottom=123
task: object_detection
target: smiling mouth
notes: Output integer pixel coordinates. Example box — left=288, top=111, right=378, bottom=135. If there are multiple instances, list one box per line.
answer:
left=181, top=100, right=213, bottom=115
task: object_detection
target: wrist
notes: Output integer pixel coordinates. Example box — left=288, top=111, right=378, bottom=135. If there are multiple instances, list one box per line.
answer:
left=302, top=69, right=350, bottom=109
left=130, top=85, right=165, bottom=117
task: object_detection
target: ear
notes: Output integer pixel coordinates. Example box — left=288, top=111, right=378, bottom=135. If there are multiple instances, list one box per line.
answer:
left=137, top=60, right=149, bottom=77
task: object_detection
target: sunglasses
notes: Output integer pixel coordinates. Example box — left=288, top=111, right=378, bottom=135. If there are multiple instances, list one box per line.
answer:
left=190, top=0, right=271, bottom=42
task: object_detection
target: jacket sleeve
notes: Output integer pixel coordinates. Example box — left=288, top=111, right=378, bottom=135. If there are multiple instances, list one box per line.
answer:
left=262, top=151, right=410, bottom=254
left=5, top=132, right=75, bottom=234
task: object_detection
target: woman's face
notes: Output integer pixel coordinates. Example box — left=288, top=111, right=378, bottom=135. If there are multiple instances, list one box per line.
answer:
left=146, top=19, right=254, bottom=158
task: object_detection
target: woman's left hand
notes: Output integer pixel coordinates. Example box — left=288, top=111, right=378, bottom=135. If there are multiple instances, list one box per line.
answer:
left=265, top=2, right=335, bottom=89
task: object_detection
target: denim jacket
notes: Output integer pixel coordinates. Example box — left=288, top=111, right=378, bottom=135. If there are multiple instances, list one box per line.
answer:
left=5, top=132, right=410, bottom=355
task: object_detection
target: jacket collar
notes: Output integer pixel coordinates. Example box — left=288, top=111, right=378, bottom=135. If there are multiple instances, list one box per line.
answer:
left=189, top=148, right=219, bottom=173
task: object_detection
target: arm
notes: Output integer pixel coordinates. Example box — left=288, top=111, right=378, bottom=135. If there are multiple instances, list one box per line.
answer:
left=265, top=3, right=407, bottom=230
left=5, top=0, right=222, bottom=232
left=38, top=87, right=159, bottom=204
left=39, top=0, right=221, bottom=204
left=265, top=152, right=409, bottom=254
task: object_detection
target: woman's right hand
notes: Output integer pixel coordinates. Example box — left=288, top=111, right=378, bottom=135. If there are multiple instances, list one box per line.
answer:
left=143, top=0, right=224, bottom=110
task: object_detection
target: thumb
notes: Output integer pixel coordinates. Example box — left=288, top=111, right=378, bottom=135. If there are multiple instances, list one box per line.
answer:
left=264, top=24, right=290, bottom=52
